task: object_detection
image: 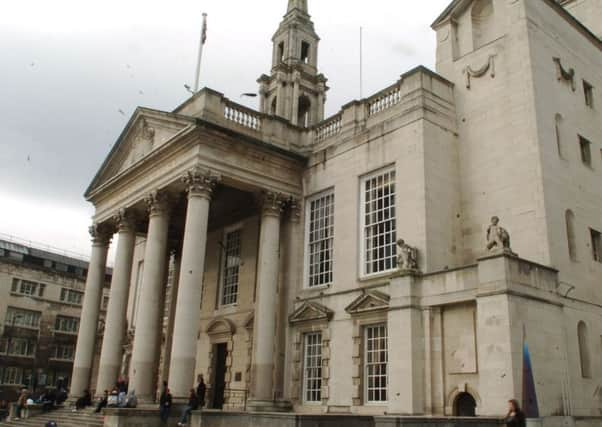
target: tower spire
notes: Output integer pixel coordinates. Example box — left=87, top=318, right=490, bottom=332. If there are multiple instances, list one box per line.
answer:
left=287, top=0, right=308, bottom=14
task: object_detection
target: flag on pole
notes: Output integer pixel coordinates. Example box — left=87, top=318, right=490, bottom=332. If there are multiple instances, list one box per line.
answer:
left=201, top=13, right=208, bottom=45
left=522, top=325, right=540, bottom=418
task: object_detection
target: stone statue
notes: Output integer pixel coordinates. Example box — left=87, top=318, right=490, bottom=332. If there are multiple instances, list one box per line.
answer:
left=486, top=216, right=512, bottom=253
left=397, top=239, right=418, bottom=271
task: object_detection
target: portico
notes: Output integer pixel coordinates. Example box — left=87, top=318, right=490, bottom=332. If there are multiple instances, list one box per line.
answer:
left=71, top=101, right=306, bottom=407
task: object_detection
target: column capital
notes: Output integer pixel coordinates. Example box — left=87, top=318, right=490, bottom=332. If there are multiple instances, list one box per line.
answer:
left=89, top=223, right=112, bottom=246
left=182, top=166, right=220, bottom=200
left=259, top=192, right=288, bottom=218
left=145, top=191, right=171, bottom=217
left=287, top=198, right=302, bottom=223
left=112, top=208, right=137, bottom=233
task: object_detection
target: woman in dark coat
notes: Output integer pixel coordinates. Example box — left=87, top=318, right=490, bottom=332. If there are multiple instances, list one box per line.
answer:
left=506, top=399, right=526, bottom=427
left=159, top=387, right=172, bottom=424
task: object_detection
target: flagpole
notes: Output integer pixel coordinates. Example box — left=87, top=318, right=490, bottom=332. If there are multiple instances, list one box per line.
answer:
left=194, top=13, right=208, bottom=93
left=359, top=26, right=363, bottom=99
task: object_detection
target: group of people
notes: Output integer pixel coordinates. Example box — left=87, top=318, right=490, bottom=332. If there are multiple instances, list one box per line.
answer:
left=92, top=378, right=138, bottom=413
left=11, top=386, right=68, bottom=419
left=157, top=375, right=206, bottom=426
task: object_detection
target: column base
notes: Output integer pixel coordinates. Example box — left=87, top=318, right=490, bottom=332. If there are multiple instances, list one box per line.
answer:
left=246, top=399, right=293, bottom=413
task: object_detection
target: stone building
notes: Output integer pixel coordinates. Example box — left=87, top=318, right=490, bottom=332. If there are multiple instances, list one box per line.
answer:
left=0, top=236, right=110, bottom=401
left=72, top=0, right=601, bottom=425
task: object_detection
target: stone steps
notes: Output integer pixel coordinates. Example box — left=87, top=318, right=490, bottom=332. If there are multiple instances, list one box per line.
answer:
left=0, top=407, right=104, bottom=427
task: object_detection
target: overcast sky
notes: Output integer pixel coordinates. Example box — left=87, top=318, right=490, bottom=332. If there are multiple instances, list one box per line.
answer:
left=0, top=0, right=449, bottom=259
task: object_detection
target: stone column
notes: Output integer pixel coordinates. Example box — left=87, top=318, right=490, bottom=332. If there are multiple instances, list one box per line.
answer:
left=291, top=77, right=300, bottom=126
left=169, top=168, right=217, bottom=400
left=70, top=224, right=112, bottom=398
left=248, top=192, right=288, bottom=411
left=96, top=210, right=137, bottom=394
left=130, top=191, right=171, bottom=401
left=275, top=201, right=301, bottom=401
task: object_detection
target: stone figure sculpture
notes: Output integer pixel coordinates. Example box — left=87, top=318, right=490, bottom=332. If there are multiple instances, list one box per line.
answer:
left=397, top=239, right=418, bottom=271
left=486, top=216, right=512, bottom=252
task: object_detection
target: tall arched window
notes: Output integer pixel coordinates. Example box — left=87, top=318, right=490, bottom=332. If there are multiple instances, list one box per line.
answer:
left=297, top=95, right=311, bottom=128
left=555, top=114, right=564, bottom=158
left=565, top=210, right=577, bottom=261
left=471, top=0, right=495, bottom=50
left=578, top=321, right=591, bottom=378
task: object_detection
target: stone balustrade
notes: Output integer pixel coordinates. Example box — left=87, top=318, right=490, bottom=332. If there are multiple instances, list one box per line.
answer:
left=173, top=66, right=454, bottom=152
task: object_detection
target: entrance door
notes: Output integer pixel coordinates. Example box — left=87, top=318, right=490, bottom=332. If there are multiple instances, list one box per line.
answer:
left=212, top=343, right=227, bottom=409
left=454, top=392, right=477, bottom=416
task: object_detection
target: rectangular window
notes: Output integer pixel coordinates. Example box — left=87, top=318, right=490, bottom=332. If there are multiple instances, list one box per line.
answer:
left=361, top=167, right=397, bottom=276
left=221, top=228, right=242, bottom=306
left=579, top=136, right=592, bottom=167
left=0, top=367, right=24, bottom=385
left=301, top=41, right=310, bottom=64
left=60, top=288, right=83, bottom=305
left=55, top=316, right=79, bottom=334
left=38, top=284, right=45, bottom=297
left=50, top=344, right=75, bottom=361
left=303, top=332, right=322, bottom=403
left=583, top=80, right=594, bottom=108
left=4, top=338, right=36, bottom=357
left=591, top=228, right=602, bottom=263
left=365, top=324, right=388, bottom=403
left=11, top=278, right=19, bottom=293
left=5, top=307, right=41, bottom=329
left=306, top=191, right=335, bottom=288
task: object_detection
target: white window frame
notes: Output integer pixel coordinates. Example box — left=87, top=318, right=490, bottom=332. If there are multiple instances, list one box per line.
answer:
left=0, top=367, right=24, bottom=385
left=50, top=344, right=75, bottom=361
left=219, top=224, right=243, bottom=307
left=304, top=189, right=335, bottom=289
left=364, top=324, right=388, bottom=404
left=359, top=166, right=397, bottom=278
left=55, top=315, right=79, bottom=334
left=60, top=288, right=83, bottom=305
left=5, top=307, right=41, bottom=329
left=302, top=332, right=323, bottom=404
left=2, top=338, right=36, bottom=358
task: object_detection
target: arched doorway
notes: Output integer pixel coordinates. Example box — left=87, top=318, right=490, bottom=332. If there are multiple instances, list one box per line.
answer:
left=454, top=392, right=477, bottom=417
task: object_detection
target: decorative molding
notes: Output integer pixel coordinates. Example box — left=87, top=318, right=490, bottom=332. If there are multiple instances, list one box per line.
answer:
left=88, top=223, right=113, bottom=246
left=182, top=166, right=220, bottom=200
left=287, top=198, right=302, bottom=224
left=259, top=191, right=287, bottom=217
left=144, top=190, right=171, bottom=217
left=553, top=57, right=576, bottom=91
left=345, top=290, right=390, bottom=315
left=206, top=318, right=236, bottom=337
left=112, top=208, right=136, bottom=233
left=463, top=55, right=496, bottom=89
left=289, top=301, right=334, bottom=325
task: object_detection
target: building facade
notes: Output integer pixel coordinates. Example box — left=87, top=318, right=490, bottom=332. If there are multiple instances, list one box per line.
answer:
left=72, top=0, right=601, bottom=423
left=0, top=236, right=110, bottom=401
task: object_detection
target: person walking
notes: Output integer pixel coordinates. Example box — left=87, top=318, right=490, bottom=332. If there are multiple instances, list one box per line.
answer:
left=159, top=386, right=173, bottom=424
left=505, top=399, right=526, bottom=427
left=15, top=388, right=28, bottom=419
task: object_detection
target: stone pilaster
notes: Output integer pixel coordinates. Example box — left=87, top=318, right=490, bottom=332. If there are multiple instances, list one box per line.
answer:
left=96, top=210, right=137, bottom=394
left=169, top=167, right=218, bottom=400
left=248, top=192, right=291, bottom=412
left=71, top=224, right=112, bottom=398
left=130, top=191, right=171, bottom=401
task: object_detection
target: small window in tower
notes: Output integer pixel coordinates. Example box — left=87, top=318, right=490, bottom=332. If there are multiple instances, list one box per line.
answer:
left=278, top=42, right=285, bottom=63
left=298, top=95, right=311, bottom=127
left=591, top=228, right=602, bottom=263
left=578, top=135, right=592, bottom=167
left=271, top=97, right=278, bottom=115
left=301, top=41, right=310, bottom=64
left=583, top=80, right=594, bottom=108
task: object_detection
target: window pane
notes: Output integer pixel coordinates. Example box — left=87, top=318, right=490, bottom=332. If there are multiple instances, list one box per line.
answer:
left=307, top=191, right=335, bottom=288
left=221, top=229, right=241, bottom=306
left=365, top=325, right=388, bottom=403
left=362, top=169, right=396, bottom=275
left=303, top=332, right=322, bottom=402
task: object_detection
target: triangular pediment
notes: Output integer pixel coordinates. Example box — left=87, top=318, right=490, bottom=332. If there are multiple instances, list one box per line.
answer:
left=345, top=290, right=390, bottom=315
left=85, top=108, right=195, bottom=197
left=289, top=301, right=333, bottom=325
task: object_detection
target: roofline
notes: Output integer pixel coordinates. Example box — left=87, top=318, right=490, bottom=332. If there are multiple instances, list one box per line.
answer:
left=84, top=107, right=196, bottom=198
left=431, top=0, right=601, bottom=51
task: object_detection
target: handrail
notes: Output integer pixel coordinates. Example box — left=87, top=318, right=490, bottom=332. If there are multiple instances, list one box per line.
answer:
left=367, top=82, right=402, bottom=117
left=314, top=114, right=342, bottom=143
left=224, top=101, right=262, bottom=131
